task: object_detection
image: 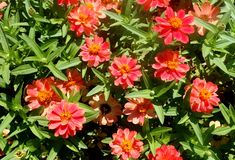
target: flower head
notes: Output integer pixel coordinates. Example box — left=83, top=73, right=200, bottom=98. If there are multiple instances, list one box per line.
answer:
left=47, top=100, right=86, bottom=138
left=89, top=94, right=122, bottom=126
left=25, top=77, right=61, bottom=115
left=65, top=68, right=85, bottom=92
left=153, top=7, right=194, bottom=44
left=80, top=35, right=111, bottom=67
left=185, top=78, right=220, bottom=113
left=148, top=145, right=183, bottom=160
left=101, top=0, right=120, bottom=10
left=152, top=49, right=190, bottom=81
left=136, top=0, right=170, bottom=11
left=0, top=2, right=7, bottom=19
left=57, top=0, right=78, bottom=6
left=68, top=5, right=100, bottom=37
left=123, top=98, right=156, bottom=126
left=109, top=128, right=144, bottom=160
left=109, top=55, right=142, bottom=89
left=189, top=1, right=220, bottom=36
left=83, top=0, right=106, bottom=18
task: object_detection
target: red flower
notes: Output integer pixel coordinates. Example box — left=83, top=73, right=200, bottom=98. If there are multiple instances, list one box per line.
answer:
left=57, top=0, right=78, bottom=6
left=48, top=100, right=86, bottom=138
left=152, top=49, right=190, bottom=81
left=100, top=0, right=120, bottom=10
left=83, top=0, right=106, bottom=18
left=148, top=145, right=183, bottom=160
left=185, top=78, right=220, bottom=113
left=189, top=1, right=220, bottom=36
left=80, top=35, right=111, bottom=67
left=68, top=5, right=100, bottom=37
left=136, top=0, right=170, bottom=11
left=109, top=55, right=142, bottom=89
left=153, top=7, right=194, bottom=44
left=123, top=98, right=156, bottom=126
left=25, top=77, right=61, bottom=115
left=109, top=128, right=144, bottom=160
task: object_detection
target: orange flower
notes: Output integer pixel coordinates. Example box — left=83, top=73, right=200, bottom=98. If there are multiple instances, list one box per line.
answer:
left=57, top=0, right=78, bottom=6
left=48, top=100, right=86, bottom=138
left=68, top=5, right=100, bottom=37
left=189, top=1, right=220, bottom=36
left=109, top=128, right=144, bottom=160
left=89, top=94, right=122, bottom=126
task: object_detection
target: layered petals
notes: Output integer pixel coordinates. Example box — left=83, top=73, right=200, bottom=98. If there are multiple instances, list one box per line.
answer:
left=136, top=0, right=170, bottom=10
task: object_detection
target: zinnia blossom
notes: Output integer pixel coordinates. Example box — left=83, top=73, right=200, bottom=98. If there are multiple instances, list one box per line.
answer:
left=68, top=5, right=100, bottom=37
left=189, top=1, right=220, bottom=36
left=101, top=0, right=120, bottom=10
left=57, top=0, right=78, bottom=6
left=123, top=98, right=156, bottom=126
left=136, top=0, right=170, bottom=11
left=109, top=55, right=142, bottom=89
left=109, top=128, right=144, bottom=160
left=152, top=49, right=190, bottom=81
left=80, top=35, right=111, bottom=67
left=89, top=93, right=122, bottom=126
left=185, top=78, right=220, bottom=113
left=48, top=100, right=86, bottom=138
left=148, top=145, right=183, bottom=160
left=25, top=77, right=61, bottom=114
left=153, top=7, right=194, bottom=44
left=83, top=0, right=106, bottom=18
left=0, top=2, right=7, bottom=19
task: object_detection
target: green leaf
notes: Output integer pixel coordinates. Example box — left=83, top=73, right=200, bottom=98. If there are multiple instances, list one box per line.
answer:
left=0, top=25, right=10, bottom=53
left=102, top=10, right=123, bottom=21
left=125, top=89, right=153, bottom=99
left=46, top=62, right=68, bottom=81
left=194, top=17, right=218, bottom=34
left=0, top=112, right=15, bottom=133
left=154, top=81, right=176, bottom=98
left=2, top=63, right=10, bottom=84
left=153, top=105, right=164, bottom=125
left=64, top=140, right=79, bottom=152
left=150, top=127, right=172, bottom=136
left=11, top=64, right=38, bottom=76
left=20, top=34, right=45, bottom=59
left=229, top=105, right=235, bottom=123
left=47, top=142, right=63, bottom=160
left=189, top=120, right=204, bottom=145
left=91, top=68, right=107, bottom=83
left=78, top=103, right=99, bottom=123
left=180, top=141, right=207, bottom=157
left=177, top=113, right=189, bottom=124
left=29, top=124, right=44, bottom=139
left=212, top=126, right=235, bottom=135
left=47, top=46, right=65, bottom=62
left=56, top=57, right=81, bottom=70
left=86, top=85, right=104, bottom=97
left=101, top=137, right=112, bottom=144
left=104, top=85, right=110, bottom=101
left=142, top=69, right=151, bottom=89
left=219, top=103, right=231, bottom=124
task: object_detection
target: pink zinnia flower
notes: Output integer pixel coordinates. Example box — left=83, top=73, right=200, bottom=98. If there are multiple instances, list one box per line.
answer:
left=152, top=49, right=190, bottom=81
left=83, top=0, right=106, bottom=18
left=148, top=145, right=183, bottom=160
left=68, top=5, right=100, bottom=37
left=25, top=77, right=61, bottom=114
left=57, top=0, right=78, bottom=6
left=89, top=93, right=122, bottom=126
left=153, top=7, right=194, bottom=44
left=0, top=2, right=7, bottom=19
left=109, top=128, right=144, bottom=160
left=189, top=1, right=220, bottom=36
left=80, top=35, right=111, bottom=67
left=123, top=98, right=156, bottom=126
left=185, top=78, right=220, bottom=113
left=136, top=0, right=170, bottom=11
left=109, top=55, right=142, bottom=89
left=47, top=100, right=86, bottom=138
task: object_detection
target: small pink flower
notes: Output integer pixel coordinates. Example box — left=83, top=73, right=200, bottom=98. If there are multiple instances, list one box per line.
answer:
left=80, top=35, right=111, bottom=67
left=47, top=100, right=86, bottom=138
left=189, top=1, right=220, bottom=36
left=148, top=145, right=183, bottom=160
left=109, top=55, right=142, bottom=89
left=185, top=78, right=220, bottom=113
left=83, top=0, right=106, bottom=18
left=123, top=98, right=156, bottom=126
left=153, top=7, right=194, bottom=44
left=152, top=49, right=190, bottom=81
left=57, top=0, right=78, bottom=6
left=25, top=77, right=61, bottom=115
left=136, top=0, right=170, bottom=11
left=109, top=128, right=144, bottom=160
left=89, top=93, right=122, bottom=126
left=0, top=2, right=7, bottom=19
left=68, top=5, right=100, bottom=37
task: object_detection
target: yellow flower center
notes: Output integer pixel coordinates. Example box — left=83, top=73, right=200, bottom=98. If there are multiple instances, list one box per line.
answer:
left=167, top=61, right=178, bottom=70
left=121, top=140, right=132, bottom=153
left=119, top=64, right=130, bottom=74
left=60, top=111, right=72, bottom=125
left=79, top=13, right=88, bottom=23
left=138, top=105, right=147, bottom=113
left=89, top=43, right=101, bottom=54
left=66, top=80, right=77, bottom=88
left=38, top=90, right=52, bottom=104
left=169, top=17, right=182, bottom=29
left=199, top=89, right=211, bottom=100
left=86, top=3, right=94, bottom=9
